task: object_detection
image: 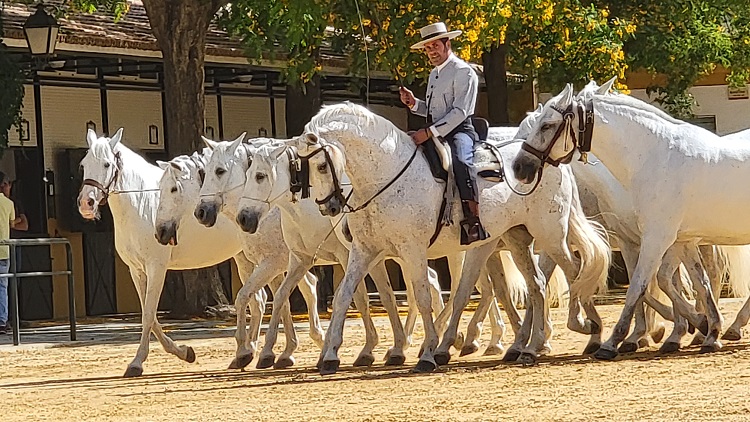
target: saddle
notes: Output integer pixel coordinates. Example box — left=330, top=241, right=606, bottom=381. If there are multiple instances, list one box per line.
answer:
left=421, top=117, right=505, bottom=183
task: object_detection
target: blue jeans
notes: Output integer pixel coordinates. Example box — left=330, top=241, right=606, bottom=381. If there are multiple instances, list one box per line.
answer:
left=0, top=259, right=8, bottom=326
left=452, top=132, right=475, bottom=167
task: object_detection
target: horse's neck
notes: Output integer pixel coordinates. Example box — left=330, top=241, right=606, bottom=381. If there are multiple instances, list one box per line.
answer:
left=108, top=145, right=161, bottom=226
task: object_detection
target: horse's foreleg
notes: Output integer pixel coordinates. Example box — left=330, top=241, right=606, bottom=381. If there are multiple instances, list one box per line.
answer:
left=724, top=296, right=750, bottom=341
left=682, top=244, right=723, bottom=352
left=368, top=260, right=408, bottom=366
left=486, top=252, right=523, bottom=335
left=297, top=271, right=325, bottom=349
left=461, top=268, right=496, bottom=357
left=433, top=252, right=465, bottom=348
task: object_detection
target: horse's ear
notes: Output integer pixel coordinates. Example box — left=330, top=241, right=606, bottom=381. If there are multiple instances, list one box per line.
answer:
left=156, top=160, right=169, bottom=170
left=202, top=136, right=219, bottom=150
left=86, top=128, right=98, bottom=148
left=597, top=76, right=617, bottom=95
left=271, top=144, right=287, bottom=159
left=304, top=132, right=319, bottom=145
left=109, top=128, right=124, bottom=149
left=169, top=161, right=183, bottom=172
left=228, top=133, right=245, bottom=154
left=558, top=84, right=574, bottom=107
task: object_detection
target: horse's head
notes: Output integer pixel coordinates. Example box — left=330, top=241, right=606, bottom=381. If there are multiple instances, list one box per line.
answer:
left=512, top=77, right=614, bottom=184
left=236, top=143, right=289, bottom=233
left=78, top=127, right=124, bottom=220
left=155, top=157, right=204, bottom=246
left=194, top=133, right=247, bottom=227
left=295, top=132, right=347, bottom=217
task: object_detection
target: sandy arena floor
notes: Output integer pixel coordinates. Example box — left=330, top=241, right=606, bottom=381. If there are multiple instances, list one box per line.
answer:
left=4, top=299, right=750, bottom=421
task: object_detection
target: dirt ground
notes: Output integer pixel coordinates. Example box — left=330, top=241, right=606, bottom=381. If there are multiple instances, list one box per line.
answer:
left=4, top=299, right=750, bottom=422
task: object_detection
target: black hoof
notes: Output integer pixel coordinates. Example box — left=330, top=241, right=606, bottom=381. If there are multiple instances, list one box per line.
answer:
left=519, top=352, right=537, bottom=366
left=700, top=343, right=721, bottom=354
left=583, top=342, right=601, bottom=356
left=434, top=351, right=451, bottom=366
left=320, top=359, right=340, bottom=375
left=637, top=337, right=650, bottom=349
left=698, top=316, right=709, bottom=336
left=658, top=341, right=680, bottom=354
left=651, top=325, right=666, bottom=344
left=412, top=359, right=437, bottom=373
left=385, top=354, right=406, bottom=366
left=502, top=349, right=522, bottom=362
left=123, top=366, right=143, bottom=378
left=722, top=330, right=742, bottom=341
left=589, top=320, right=601, bottom=335
left=593, top=347, right=618, bottom=361
left=273, top=356, right=295, bottom=369
left=690, top=335, right=704, bottom=347
left=483, top=345, right=504, bottom=356
left=618, top=342, right=638, bottom=354
left=315, top=356, right=323, bottom=370
left=229, top=353, right=254, bottom=370
left=459, top=343, right=480, bottom=357
left=185, top=346, right=196, bottom=363
left=687, top=322, right=695, bottom=335
left=353, top=354, right=375, bottom=367
left=256, top=355, right=276, bottom=369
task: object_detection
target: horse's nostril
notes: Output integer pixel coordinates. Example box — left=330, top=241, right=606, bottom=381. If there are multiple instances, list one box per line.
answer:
left=87, top=198, right=95, bottom=207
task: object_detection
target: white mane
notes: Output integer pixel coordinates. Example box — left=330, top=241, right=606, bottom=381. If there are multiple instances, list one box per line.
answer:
left=305, top=102, right=407, bottom=144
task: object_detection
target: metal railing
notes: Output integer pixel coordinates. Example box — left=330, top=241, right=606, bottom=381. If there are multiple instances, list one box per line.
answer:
left=0, top=238, right=76, bottom=345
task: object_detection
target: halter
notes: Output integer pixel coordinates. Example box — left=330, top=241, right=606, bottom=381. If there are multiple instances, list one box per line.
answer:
left=303, top=143, right=418, bottom=214
left=81, top=151, right=123, bottom=205
left=520, top=98, right=594, bottom=167
left=286, top=146, right=311, bottom=202
left=199, top=145, right=251, bottom=203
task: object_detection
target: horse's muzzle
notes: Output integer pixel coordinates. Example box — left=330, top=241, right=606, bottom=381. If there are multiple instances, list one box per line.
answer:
left=236, top=209, right=260, bottom=234
left=194, top=201, right=219, bottom=227
left=512, top=152, right=540, bottom=185
left=155, top=222, right=178, bottom=246
left=319, top=196, right=344, bottom=217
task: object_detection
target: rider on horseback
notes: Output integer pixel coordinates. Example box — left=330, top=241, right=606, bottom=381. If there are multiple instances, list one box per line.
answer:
left=399, top=21, right=489, bottom=245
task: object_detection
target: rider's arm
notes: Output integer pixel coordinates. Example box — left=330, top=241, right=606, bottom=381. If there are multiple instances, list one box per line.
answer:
left=428, top=67, right=478, bottom=138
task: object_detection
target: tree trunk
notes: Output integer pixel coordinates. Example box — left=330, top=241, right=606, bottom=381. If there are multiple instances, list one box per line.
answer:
left=482, top=44, right=510, bottom=125
left=143, top=0, right=230, bottom=317
left=285, top=75, right=322, bottom=136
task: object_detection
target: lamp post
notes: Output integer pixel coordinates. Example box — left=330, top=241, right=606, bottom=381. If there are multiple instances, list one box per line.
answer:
left=23, top=3, right=59, bottom=66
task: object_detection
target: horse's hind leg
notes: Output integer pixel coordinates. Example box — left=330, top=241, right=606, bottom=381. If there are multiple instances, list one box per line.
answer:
left=724, top=296, right=750, bottom=341
left=369, top=260, right=408, bottom=366
left=461, top=268, right=498, bottom=357
left=351, top=275, right=379, bottom=367
left=682, top=245, right=723, bottom=352
left=297, top=271, right=325, bottom=349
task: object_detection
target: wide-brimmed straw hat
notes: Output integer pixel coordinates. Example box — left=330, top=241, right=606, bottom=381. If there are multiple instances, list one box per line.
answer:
left=410, top=22, right=462, bottom=50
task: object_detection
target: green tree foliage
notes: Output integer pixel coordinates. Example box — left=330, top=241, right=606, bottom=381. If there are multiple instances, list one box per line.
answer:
left=0, top=9, right=26, bottom=154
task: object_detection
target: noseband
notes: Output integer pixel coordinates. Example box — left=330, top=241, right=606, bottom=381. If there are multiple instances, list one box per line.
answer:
left=520, top=98, right=594, bottom=167
left=81, top=151, right=123, bottom=206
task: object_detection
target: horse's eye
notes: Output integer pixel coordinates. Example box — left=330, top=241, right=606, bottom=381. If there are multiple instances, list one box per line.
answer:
left=104, top=162, right=110, bottom=168
left=170, top=187, right=178, bottom=193
left=216, top=168, right=226, bottom=176
left=541, top=123, right=554, bottom=131
left=255, top=173, right=266, bottom=182
left=317, top=162, right=328, bottom=173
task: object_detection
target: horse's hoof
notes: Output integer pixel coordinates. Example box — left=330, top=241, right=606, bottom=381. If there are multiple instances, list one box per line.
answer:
left=353, top=354, right=375, bottom=367
left=123, top=366, right=143, bottom=378
left=185, top=346, right=196, bottom=363
left=690, top=335, right=705, bottom=347
left=228, top=353, right=254, bottom=370
left=519, top=352, right=537, bottom=366
left=590, top=320, right=601, bottom=335
left=434, top=351, right=451, bottom=366
left=273, top=356, right=296, bottom=369
left=658, top=341, right=680, bottom=354
left=315, top=356, right=324, bottom=370
left=459, top=342, right=480, bottom=357
left=483, top=345, right=504, bottom=356
left=583, top=342, right=601, bottom=355
left=687, top=322, right=696, bottom=334
left=256, top=355, right=276, bottom=369
left=412, top=359, right=437, bottom=373
left=700, top=342, right=722, bottom=354
left=650, top=325, right=666, bottom=344
left=698, top=316, right=709, bottom=336
left=593, top=347, right=618, bottom=361
left=637, top=337, right=650, bottom=349
left=722, top=329, right=742, bottom=341
left=538, top=343, right=552, bottom=356
left=385, top=354, right=406, bottom=366
left=618, top=342, right=638, bottom=354
left=453, top=332, right=465, bottom=350
left=502, top=349, right=522, bottom=362
left=319, top=360, right=340, bottom=375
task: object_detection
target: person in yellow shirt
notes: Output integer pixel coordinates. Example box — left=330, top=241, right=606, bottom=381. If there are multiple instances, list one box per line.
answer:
left=0, top=172, right=16, bottom=334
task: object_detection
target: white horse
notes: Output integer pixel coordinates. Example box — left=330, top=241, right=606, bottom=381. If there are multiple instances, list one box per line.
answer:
left=511, top=82, right=750, bottom=359
left=296, top=102, right=610, bottom=374
left=152, top=143, right=324, bottom=370
left=78, top=129, right=246, bottom=376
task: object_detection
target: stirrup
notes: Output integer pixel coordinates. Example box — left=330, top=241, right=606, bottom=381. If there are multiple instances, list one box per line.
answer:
left=460, top=217, right=490, bottom=245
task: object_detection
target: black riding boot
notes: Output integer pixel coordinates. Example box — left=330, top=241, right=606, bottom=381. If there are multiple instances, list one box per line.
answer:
left=453, top=159, right=490, bottom=245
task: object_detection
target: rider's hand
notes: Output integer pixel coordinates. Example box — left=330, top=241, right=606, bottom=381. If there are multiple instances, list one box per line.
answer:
left=400, top=86, right=416, bottom=108
left=411, top=128, right=431, bottom=145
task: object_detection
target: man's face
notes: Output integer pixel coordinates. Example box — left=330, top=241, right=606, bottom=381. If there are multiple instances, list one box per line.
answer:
left=1, top=181, right=11, bottom=197
left=423, top=39, right=450, bottom=67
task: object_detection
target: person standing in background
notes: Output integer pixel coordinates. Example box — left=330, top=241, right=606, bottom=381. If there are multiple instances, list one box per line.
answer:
left=0, top=172, right=18, bottom=334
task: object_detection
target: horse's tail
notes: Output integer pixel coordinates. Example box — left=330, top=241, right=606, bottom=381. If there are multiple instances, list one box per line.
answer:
left=497, top=251, right=529, bottom=307
left=715, top=245, right=750, bottom=298
left=567, top=181, right=612, bottom=304
left=547, top=265, right=570, bottom=309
